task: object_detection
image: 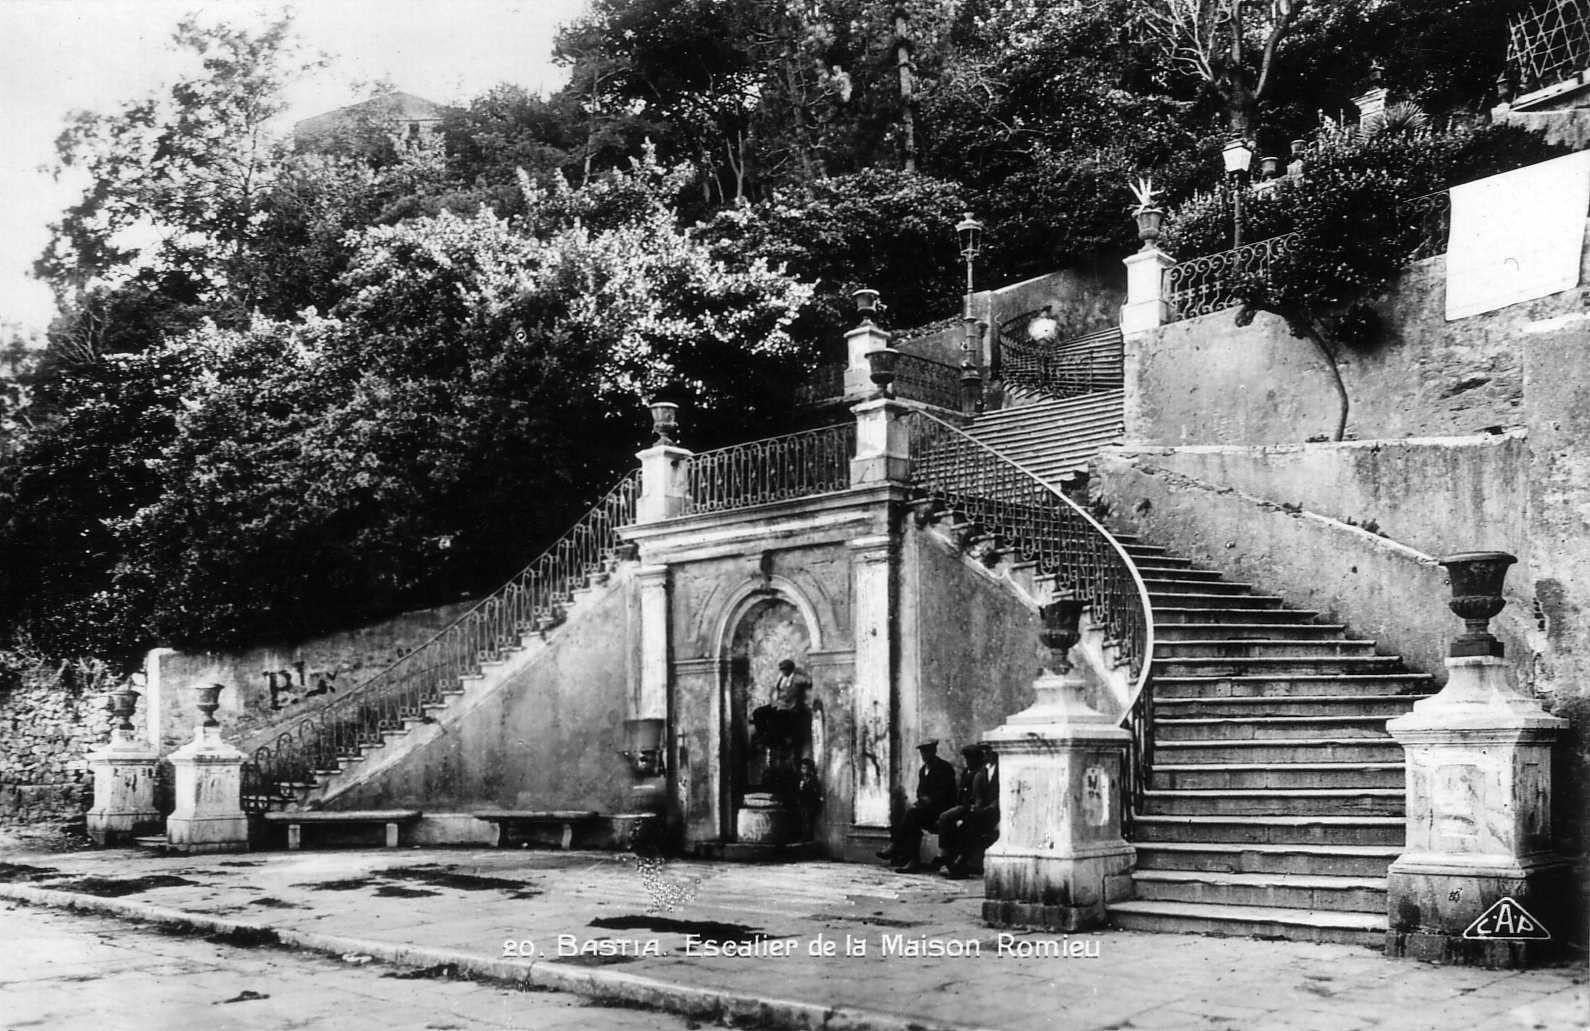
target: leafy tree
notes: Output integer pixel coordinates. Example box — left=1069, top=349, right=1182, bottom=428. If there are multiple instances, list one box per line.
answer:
left=1132, top=0, right=1307, bottom=135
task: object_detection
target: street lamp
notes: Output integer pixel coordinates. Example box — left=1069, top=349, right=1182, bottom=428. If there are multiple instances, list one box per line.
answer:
left=955, top=212, right=986, bottom=408
left=956, top=212, right=983, bottom=298
left=1222, top=138, right=1254, bottom=248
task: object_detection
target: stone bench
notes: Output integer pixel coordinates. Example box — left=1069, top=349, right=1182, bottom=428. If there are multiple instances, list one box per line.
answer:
left=263, top=809, right=421, bottom=850
left=473, top=809, right=602, bottom=850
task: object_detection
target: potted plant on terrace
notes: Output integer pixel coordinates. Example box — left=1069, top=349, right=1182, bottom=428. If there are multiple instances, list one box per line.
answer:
left=1128, top=176, right=1164, bottom=248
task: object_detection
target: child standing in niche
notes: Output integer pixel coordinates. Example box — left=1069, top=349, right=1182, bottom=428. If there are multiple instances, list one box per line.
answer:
left=796, top=758, right=823, bottom=840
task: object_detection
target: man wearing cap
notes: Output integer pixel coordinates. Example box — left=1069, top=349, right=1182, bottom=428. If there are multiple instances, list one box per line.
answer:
left=876, top=739, right=957, bottom=871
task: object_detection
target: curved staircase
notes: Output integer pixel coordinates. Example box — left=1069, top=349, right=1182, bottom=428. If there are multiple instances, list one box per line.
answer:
left=1106, top=537, right=1434, bottom=945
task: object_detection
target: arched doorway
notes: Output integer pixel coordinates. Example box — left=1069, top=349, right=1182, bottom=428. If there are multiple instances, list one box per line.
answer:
left=724, top=596, right=816, bottom=843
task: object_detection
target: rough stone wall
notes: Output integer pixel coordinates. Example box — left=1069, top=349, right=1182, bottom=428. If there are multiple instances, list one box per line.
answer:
left=1125, top=228, right=1590, bottom=445
left=1521, top=310, right=1590, bottom=881
left=0, top=679, right=113, bottom=825
left=154, top=598, right=480, bottom=757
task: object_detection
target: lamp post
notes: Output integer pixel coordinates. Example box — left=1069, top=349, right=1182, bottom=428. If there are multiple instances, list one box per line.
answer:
left=955, top=212, right=986, bottom=409
left=1222, top=138, right=1254, bottom=248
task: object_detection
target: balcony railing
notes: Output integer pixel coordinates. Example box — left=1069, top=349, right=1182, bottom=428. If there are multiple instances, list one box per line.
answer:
left=243, top=470, right=641, bottom=809
left=997, top=323, right=1124, bottom=398
left=893, top=351, right=963, bottom=410
left=1165, top=233, right=1297, bottom=322
left=898, top=407, right=1156, bottom=822
left=685, top=422, right=856, bottom=515
left=1508, top=0, right=1590, bottom=95
left=1164, top=191, right=1452, bottom=324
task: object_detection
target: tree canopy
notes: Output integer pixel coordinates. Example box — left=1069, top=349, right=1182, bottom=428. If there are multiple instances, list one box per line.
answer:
left=0, top=2, right=1550, bottom=666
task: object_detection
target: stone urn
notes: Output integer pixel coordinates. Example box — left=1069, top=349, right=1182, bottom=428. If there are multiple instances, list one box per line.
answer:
left=866, top=347, right=901, bottom=399
left=1439, top=551, right=1516, bottom=656
left=194, top=683, right=225, bottom=728
left=1134, top=207, right=1165, bottom=247
left=107, top=687, right=140, bottom=734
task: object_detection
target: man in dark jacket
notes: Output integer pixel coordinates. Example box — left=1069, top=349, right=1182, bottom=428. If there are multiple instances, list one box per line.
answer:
left=876, top=739, right=957, bottom=872
left=942, top=744, right=999, bottom=878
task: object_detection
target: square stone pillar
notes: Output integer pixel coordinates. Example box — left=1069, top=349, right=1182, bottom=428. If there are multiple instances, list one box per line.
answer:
left=848, top=534, right=896, bottom=838
left=843, top=321, right=891, bottom=400
left=982, top=669, right=1136, bottom=932
left=86, top=733, right=161, bottom=847
left=165, top=725, right=250, bottom=853
left=636, top=443, right=692, bottom=524
left=1120, top=247, right=1175, bottom=335
left=1385, top=655, right=1570, bottom=966
left=850, top=398, right=911, bottom=485
left=636, top=564, right=670, bottom=722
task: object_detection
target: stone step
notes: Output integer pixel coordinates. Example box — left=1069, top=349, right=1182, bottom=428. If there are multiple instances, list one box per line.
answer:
left=1109, top=898, right=1385, bottom=946
left=1154, top=622, right=1349, bottom=641
left=1154, top=639, right=1378, bottom=659
left=1132, top=868, right=1388, bottom=913
left=1153, top=673, right=1435, bottom=699
left=1154, top=715, right=1392, bottom=742
left=1123, top=543, right=1170, bottom=559
left=1155, top=694, right=1421, bottom=719
left=1124, top=554, right=1193, bottom=569
left=1130, top=813, right=1406, bottom=846
left=1154, top=656, right=1407, bottom=677
left=1141, top=577, right=1257, bottom=595
left=1134, top=841, right=1403, bottom=878
left=1154, top=606, right=1321, bottom=624
left=1141, top=788, right=1405, bottom=817
left=1149, top=592, right=1284, bottom=610
left=1134, top=565, right=1223, bottom=582
left=1151, top=761, right=1405, bottom=791
left=1152, top=736, right=1404, bottom=764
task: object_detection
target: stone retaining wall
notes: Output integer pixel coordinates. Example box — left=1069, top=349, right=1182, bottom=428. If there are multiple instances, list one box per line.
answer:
left=0, top=679, right=112, bottom=825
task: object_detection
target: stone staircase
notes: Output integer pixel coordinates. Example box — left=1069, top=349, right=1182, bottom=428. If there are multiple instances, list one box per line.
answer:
left=242, top=555, right=632, bottom=812
left=1105, top=537, right=1435, bottom=945
left=964, top=389, right=1124, bottom=488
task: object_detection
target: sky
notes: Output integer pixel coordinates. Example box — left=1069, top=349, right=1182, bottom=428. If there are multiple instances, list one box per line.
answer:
left=0, top=0, right=590, bottom=335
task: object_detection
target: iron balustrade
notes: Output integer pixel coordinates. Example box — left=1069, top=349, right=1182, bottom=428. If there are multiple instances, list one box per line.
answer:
left=998, top=325, right=1125, bottom=398
left=793, top=362, right=847, bottom=407
left=1165, top=233, right=1297, bottom=322
left=1508, top=0, right=1590, bottom=95
left=893, top=351, right=964, bottom=410
left=1165, top=192, right=1453, bottom=325
left=897, top=407, right=1156, bottom=824
left=685, top=422, right=857, bottom=515
left=243, top=470, right=641, bottom=810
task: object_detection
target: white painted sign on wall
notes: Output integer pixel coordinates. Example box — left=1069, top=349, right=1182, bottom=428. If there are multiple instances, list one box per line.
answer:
left=1445, top=151, right=1590, bottom=321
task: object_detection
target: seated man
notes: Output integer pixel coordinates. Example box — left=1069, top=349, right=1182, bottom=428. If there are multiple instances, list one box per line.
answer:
left=935, top=744, right=985, bottom=872
left=943, top=745, right=999, bottom=878
left=876, top=739, right=956, bottom=872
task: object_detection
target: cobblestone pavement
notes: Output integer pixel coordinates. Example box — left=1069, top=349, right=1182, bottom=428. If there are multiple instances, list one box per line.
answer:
left=0, top=902, right=698, bottom=1031
left=0, top=847, right=1584, bottom=1031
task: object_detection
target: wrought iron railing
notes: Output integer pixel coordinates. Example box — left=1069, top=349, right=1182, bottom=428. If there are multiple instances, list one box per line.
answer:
left=1165, top=233, right=1297, bottom=322
left=1165, top=191, right=1453, bottom=324
left=998, top=325, right=1125, bottom=398
left=898, top=407, right=1156, bottom=821
left=685, top=422, right=856, bottom=515
left=894, top=351, right=963, bottom=410
left=793, top=362, right=847, bottom=406
left=1508, top=0, right=1590, bottom=95
left=243, top=470, right=642, bottom=810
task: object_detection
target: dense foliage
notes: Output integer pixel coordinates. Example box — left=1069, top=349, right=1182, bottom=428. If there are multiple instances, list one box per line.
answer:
left=0, top=2, right=1558, bottom=665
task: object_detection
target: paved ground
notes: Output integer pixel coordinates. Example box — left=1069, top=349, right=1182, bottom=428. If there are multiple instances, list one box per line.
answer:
left=0, top=903, right=699, bottom=1031
left=0, top=846, right=1584, bottom=1031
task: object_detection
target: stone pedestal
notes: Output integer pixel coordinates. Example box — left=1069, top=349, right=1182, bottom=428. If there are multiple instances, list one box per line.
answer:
left=736, top=792, right=800, bottom=845
left=843, top=322, right=891, bottom=400
left=165, top=726, right=250, bottom=853
left=1119, top=247, right=1175, bottom=335
left=982, top=669, right=1136, bottom=932
left=85, top=733, right=161, bottom=847
left=1385, top=655, right=1569, bottom=966
left=850, top=398, right=910, bottom=485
